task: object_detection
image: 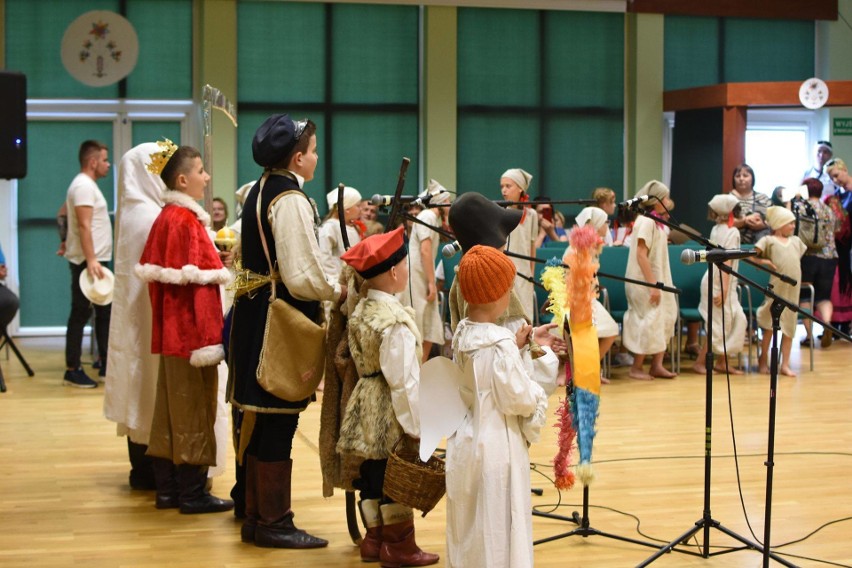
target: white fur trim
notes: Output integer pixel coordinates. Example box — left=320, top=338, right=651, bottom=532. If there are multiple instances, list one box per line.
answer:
left=135, top=263, right=231, bottom=286
left=190, top=344, right=225, bottom=367
left=162, top=190, right=211, bottom=227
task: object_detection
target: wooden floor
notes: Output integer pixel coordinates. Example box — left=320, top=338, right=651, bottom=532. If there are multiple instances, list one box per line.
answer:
left=1, top=333, right=851, bottom=568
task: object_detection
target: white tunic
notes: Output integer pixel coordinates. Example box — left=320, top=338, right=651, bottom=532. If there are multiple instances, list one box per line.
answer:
left=506, top=208, right=539, bottom=322
left=317, top=218, right=361, bottom=284
left=103, top=143, right=164, bottom=446
left=698, top=224, right=747, bottom=355
left=446, top=320, right=548, bottom=568
left=402, top=208, right=444, bottom=344
left=622, top=215, right=677, bottom=355
left=755, top=235, right=807, bottom=337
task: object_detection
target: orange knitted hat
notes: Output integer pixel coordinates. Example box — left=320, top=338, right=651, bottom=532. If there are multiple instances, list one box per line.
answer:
left=458, top=245, right=516, bottom=305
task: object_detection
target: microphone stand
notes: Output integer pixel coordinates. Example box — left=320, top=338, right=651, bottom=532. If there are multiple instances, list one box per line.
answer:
left=634, top=210, right=852, bottom=567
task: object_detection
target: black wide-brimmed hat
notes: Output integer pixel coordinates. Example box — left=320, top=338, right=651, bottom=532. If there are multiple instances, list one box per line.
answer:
left=448, top=192, right=522, bottom=253
left=252, top=113, right=308, bottom=168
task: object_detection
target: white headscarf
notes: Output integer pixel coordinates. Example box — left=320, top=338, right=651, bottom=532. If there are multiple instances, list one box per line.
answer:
left=635, top=179, right=670, bottom=206
left=326, top=186, right=362, bottom=211
left=501, top=168, right=533, bottom=193
left=575, top=206, right=608, bottom=230
left=426, top=178, right=454, bottom=205
left=707, top=194, right=739, bottom=216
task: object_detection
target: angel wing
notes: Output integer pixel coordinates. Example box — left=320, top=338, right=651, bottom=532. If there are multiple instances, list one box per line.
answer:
left=418, top=356, right=471, bottom=462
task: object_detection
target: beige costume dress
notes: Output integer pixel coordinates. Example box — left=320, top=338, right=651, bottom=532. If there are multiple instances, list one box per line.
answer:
left=755, top=235, right=807, bottom=337
left=622, top=215, right=677, bottom=355
left=402, top=208, right=444, bottom=345
left=506, top=208, right=539, bottom=321
left=698, top=224, right=747, bottom=355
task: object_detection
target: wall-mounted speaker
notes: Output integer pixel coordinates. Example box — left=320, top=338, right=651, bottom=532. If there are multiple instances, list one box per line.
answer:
left=0, top=72, right=27, bottom=180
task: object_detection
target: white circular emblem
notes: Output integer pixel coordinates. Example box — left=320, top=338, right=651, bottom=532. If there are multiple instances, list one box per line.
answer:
left=799, top=78, right=829, bottom=110
left=61, top=11, right=139, bottom=87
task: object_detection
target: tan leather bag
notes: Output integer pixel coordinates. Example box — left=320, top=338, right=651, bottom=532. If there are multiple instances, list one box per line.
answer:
left=254, top=180, right=326, bottom=401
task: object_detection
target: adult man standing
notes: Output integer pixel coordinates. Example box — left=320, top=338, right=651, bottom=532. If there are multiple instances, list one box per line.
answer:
left=64, top=140, right=113, bottom=388
left=803, top=140, right=837, bottom=200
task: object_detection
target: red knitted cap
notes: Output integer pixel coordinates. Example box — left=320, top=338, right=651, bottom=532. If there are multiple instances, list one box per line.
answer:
left=458, top=245, right=516, bottom=305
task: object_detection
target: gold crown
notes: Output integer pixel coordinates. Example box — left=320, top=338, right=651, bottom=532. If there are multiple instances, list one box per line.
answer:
left=147, top=138, right=178, bottom=175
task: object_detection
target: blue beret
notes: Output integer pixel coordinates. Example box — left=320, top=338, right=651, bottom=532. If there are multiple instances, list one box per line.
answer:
left=252, top=114, right=301, bottom=168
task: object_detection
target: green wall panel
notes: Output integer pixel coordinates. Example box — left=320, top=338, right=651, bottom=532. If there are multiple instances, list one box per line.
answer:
left=331, top=5, right=418, bottom=104
left=664, top=16, right=720, bottom=91
left=131, top=121, right=182, bottom=148
left=457, top=114, right=540, bottom=197
left=237, top=1, right=326, bottom=103
left=125, top=0, right=192, bottom=99
left=457, top=9, right=540, bottom=107
left=723, top=18, right=814, bottom=83
left=545, top=11, right=624, bottom=108
left=5, top=0, right=120, bottom=99
left=329, top=112, right=418, bottom=214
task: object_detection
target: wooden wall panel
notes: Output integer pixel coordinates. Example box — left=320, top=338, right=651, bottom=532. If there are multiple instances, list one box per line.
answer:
left=628, top=0, right=837, bottom=21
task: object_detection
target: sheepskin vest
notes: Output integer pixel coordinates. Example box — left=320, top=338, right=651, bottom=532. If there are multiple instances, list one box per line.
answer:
left=349, top=297, right=422, bottom=379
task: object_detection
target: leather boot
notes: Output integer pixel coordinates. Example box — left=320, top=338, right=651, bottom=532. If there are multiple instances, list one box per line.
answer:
left=358, top=499, right=383, bottom=562
left=177, top=464, right=234, bottom=515
left=151, top=457, right=178, bottom=509
left=240, top=456, right=257, bottom=543
left=378, top=503, right=439, bottom=568
left=127, top=439, right=156, bottom=490
left=254, top=459, right=328, bottom=549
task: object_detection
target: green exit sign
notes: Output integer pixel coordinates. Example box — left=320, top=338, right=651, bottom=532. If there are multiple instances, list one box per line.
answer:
left=833, top=118, right=852, bottom=135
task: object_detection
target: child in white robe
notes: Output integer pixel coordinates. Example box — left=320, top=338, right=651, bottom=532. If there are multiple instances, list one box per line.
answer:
left=754, top=206, right=807, bottom=377
left=693, top=194, right=748, bottom=375
left=622, top=180, right=679, bottom=380
left=446, top=245, right=548, bottom=568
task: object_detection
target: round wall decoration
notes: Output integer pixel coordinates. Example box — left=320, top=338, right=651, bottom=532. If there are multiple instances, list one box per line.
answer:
left=61, top=11, right=139, bottom=87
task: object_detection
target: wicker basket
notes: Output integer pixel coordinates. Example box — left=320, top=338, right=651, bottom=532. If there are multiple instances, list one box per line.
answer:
left=383, top=436, right=446, bottom=516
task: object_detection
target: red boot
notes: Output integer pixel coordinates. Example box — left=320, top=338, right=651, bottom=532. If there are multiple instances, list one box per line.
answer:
left=378, top=503, right=439, bottom=568
left=358, top=499, right=382, bottom=562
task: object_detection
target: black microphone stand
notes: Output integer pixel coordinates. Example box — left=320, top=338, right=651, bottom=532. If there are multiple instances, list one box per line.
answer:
left=633, top=207, right=852, bottom=567
left=506, top=249, right=678, bottom=551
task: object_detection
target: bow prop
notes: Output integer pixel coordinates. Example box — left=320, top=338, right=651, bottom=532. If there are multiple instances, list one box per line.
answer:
left=201, top=84, right=238, bottom=213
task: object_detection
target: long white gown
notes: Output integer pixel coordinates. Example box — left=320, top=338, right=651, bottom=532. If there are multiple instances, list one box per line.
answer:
left=506, top=208, right=539, bottom=322
left=103, top=143, right=164, bottom=447
left=698, top=224, right=747, bottom=355
left=446, top=320, right=548, bottom=568
left=402, top=208, right=444, bottom=345
left=622, top=215, right=677, bottom=355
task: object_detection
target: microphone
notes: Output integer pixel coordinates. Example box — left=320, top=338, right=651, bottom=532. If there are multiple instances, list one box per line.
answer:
left=442, top=241, right=461, bottom=258
left=371, top=194, right=419, bottom=207
left=617, top=194, right=652, bottom=209
left=680, top=248, right=758, bottom=265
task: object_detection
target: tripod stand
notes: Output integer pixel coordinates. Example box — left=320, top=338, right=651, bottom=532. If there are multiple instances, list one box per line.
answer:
left=0, top=329, right=35, bottom=393
left=638, top=245, right=852, bottom=566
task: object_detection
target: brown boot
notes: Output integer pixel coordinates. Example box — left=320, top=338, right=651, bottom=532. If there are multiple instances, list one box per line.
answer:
left=358, top=499, right=382, bottom=562
left=254, top=459, right=328, bottom=549
left=177, top=464, right=234, bottom=514
left=378, top=503, right=439, bottom=568
left=241, top=456, right=257, bottom=543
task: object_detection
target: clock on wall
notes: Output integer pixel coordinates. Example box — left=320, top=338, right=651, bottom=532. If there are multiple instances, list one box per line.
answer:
left=799, top=78, right=829, bottom=110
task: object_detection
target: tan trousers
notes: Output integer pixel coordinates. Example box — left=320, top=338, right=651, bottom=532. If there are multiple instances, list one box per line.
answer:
left=147, top=355, right=218, bottom=466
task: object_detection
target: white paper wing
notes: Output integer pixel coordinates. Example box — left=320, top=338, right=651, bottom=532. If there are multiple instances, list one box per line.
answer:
left=419, top=356, right=469, bottom=462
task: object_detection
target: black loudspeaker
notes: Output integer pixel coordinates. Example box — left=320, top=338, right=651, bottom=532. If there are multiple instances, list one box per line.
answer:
left=0, top=71, right=27, bottom=180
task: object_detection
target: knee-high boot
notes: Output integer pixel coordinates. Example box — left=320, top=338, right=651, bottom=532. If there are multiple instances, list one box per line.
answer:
left=359, top=499, right=383, bottom=562
left=127, top=439, right=155, bottom=490
left=254, top=459, right=328, bottom=549
left=240, top=455, right=257, bottom=543
left=151, top=457, right=178, bottom=509
left=177, top=464, right=234, bottom=515
left=378, top=503, right=439, bottom=568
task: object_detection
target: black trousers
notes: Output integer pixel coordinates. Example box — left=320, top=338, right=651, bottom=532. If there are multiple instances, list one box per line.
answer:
left=65, top=261, right=111, bottom=369
left=246, top=413, right=299, bottom=462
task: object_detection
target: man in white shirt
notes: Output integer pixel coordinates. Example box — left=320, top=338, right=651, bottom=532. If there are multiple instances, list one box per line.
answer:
left=803, top=140, right=837, bottom=200
left=63, top=140, right=113, bottom=388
